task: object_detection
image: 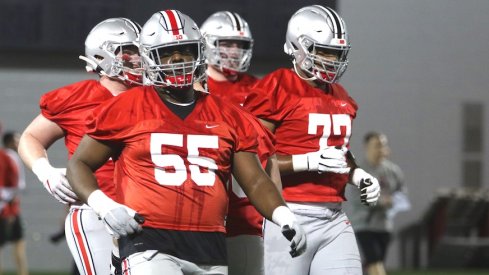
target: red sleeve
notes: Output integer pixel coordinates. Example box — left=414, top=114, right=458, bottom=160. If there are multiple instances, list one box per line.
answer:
left=226, top=103, right=259, bottom=154
left=39, top=80, right=111, bottom=133
left=39, top=85, right=72, bottom=120
left=40, top=81, right=90, bottom=122
left=86, top=95, right=135, bottom=142
left=243, top=69, right=299, bottom=123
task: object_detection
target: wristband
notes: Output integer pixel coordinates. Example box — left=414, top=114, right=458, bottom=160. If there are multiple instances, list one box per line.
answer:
left=31, top=157, right=51, bottom=182
left=292, top=154, right=308, bottom=172
left=87, top=190, right=118, bottom=217
left=272, top=206, right=296, bottom=228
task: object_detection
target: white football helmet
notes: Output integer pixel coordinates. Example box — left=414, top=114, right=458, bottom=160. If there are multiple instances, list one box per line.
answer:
left=80, top=18, right=143, bottom=85
left=139, top=10, right=206, bottom=88
left=201, top=11, right=253, bottom=74
left=284, top=5, right=350, bottom=83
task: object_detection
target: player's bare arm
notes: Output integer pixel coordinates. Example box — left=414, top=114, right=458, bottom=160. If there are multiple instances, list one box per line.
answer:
left=18, top=114, right=64, bottom=169
left=19, top=114, right=78, bottom=204
left=265, top=154, right=283, bottom=191
left=258, top=118, right=276, bottom=133
left=232, top=151, right=286, bottom=219
left=276, top=155, right=295, bottom=175
left=232, top=151, right=307, bottom=257
left=67, top=135, right=141, bottom=238
left=66, top=135, right=115, bottom=201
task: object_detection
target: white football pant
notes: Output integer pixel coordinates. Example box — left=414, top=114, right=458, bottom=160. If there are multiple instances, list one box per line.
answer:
left=264, top=202, right=362, bottom=275
left=65, top=204, right=113, bottom=275
left=122, top=250, right=227, bottom=275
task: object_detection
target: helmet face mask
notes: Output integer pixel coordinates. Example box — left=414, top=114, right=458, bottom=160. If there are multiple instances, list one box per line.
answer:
left=143, top=41, right=205, bottom=87
left=201, top=11, right=253, bottom=74
left=112, top=44, right=143, bottom=84
left=298, top=36, right=349, bottom=83
left=140, top=10, right=206, bottom=88
left=284, top=5, right=350, bottom=84
left=81, top=18, right=143, bottom=85
left=211, top=38, right=252, bottom=74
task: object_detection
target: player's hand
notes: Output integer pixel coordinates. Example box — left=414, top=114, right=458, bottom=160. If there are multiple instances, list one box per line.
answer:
left=281, top=223, right=307, bottom=257
left=32, top=158, right=78, bottom=204
left=272, top=206, right=307, bottom=257
left=317, top=147, right=350, bottom=174
left=102, top=206, right=144, bottom=239
left=87, top=190, right=144, bottom=239
left=351, top=168, right=381, bottom=206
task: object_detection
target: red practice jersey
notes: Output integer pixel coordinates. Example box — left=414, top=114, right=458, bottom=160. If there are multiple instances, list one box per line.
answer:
left=207, top=73, right=258, bottom=106
left=209, top=73, right=275, bottom=237
left=244, top=68, right=358, bottom=203
left=40, top=80, right=117, bottom=199
left=87, top=86, right=259, bottom=233
left=0, top=149, right=19, bottom=218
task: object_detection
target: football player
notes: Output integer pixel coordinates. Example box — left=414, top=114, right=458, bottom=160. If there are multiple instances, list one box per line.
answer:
left=201, top=11, right=279, bottom=275
left=18, top=18, right=142, bottom=275
left=243, top=5, right=381, bottom=275
left=66, top=10, right=305, bottom=275
left=202, top=11, right=257, bottom=102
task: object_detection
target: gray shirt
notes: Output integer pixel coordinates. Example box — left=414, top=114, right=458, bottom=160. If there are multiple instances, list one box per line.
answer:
left=344, top=159, right=409, bottom=232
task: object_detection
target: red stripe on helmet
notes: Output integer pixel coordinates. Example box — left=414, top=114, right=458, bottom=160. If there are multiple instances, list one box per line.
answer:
left=164, top=10, right=181, bottom=35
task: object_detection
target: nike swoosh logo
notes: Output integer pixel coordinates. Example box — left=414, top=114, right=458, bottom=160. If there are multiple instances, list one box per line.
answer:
left=206, top=124, right=219, bottom=129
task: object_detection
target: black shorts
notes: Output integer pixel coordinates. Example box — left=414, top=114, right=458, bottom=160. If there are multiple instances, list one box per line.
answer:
left=355, top=231, right=391, bottom=264
left=0, top=215, right=24, bottom=246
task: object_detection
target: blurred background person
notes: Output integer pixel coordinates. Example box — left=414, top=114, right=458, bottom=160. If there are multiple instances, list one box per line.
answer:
left=0, top=131, right=28, bottom=275
left=344, top=132, right=411, bottom=275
